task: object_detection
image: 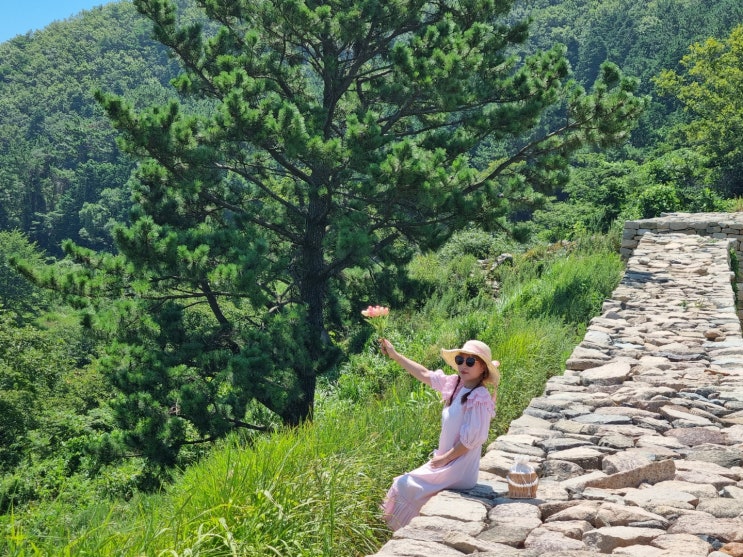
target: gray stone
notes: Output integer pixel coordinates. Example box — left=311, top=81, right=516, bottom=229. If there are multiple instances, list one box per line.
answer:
left=550, top=419, right=597, bottom=436
left=507, top=414, right=554, bottom=434
left=622, top=486, right=698, bottom=510
left=419, top=491, right=489, bottom=523
left=524, top=407, right=563, bottom=420
left=722, top=486, right=743, bottom=500
left=686, top=445, right=743, bottom=468
left=540, top=519, right=593, bottom=539
left=674, top=469, right=737, bottom=490
left=547, top=447, right=604, bottom=469
left=476, top=518, right=542, bottom=547
left=696, top=498, right=743, bottom=518
left=541, top=459, right=585, bottom=481
left=602, top=452, right=653, bottom=474
left=668, top=512, right=743, bottom=542
left=488, top=500, right=541, bottom=521
left=594, top=503, right=669, bottom=528
left=524, top=527, right=590, bottom=552
left=463, top=549, right=541, bottom=557
left=664, top=426, right=728, bottom=446
left=538, top=437, right=594, bottom=452
left=492, top=439, right=546, bottom=458
left=580, top=361, right=632, bottom=386
left=560, top=471, right=608, bottom=493
left=611, top=546, right=665, bottom=556
left=598, top=433, right=635, bottom=449
left=583, top=459, right=676, bottom=490
left=545, top=502, right=600, bottom=523
left=582, top=526, right=663, bottom=553
left=659, top=405, right=714, bottom=426
left=442, top=531, right=509, bottom=554
left=647, top=479, right=717, bottom=499
left=398, top=515, right=485, bottom=538
left=636, top=434, right=688, bottom=450
left=651, top=533, right=715, bottom=556
left=572, top=412, right=633, bottom=425
left=373, top=538, right=467, bottom=556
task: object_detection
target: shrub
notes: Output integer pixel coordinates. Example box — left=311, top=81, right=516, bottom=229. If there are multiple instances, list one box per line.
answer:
left=636, top=183, right=681, bottom=218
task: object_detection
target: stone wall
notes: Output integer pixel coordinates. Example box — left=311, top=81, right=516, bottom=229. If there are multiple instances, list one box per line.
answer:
left=622, top=212, right=743, bottom=319
left=369, top=213, right=743, bottom=557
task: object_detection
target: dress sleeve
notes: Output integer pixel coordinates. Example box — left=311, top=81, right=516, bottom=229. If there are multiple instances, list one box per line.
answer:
left=460, top=386, right=495, bottom=449
left=429, top=369, right=460, bottom=403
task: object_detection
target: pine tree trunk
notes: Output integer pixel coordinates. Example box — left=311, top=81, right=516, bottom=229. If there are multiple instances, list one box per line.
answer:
left=287, top=193, right=329, bottom=425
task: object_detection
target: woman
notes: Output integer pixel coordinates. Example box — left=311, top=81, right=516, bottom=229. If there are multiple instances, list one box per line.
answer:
left=379, top=338, right=499, bottom=531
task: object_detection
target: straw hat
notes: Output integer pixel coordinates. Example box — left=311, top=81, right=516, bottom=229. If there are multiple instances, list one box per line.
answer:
left=441, top=340, right=500, bottom=386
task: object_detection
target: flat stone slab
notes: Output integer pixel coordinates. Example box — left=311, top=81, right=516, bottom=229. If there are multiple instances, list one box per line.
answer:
left=664, top=426, right=728, bottom=446
left=583, top=459, right=675, bottom=490
left=668, top=513, right=743, bottom=542
left=696, top=498, right=743, bottom=518
left=419, top=491, right=489, bottom=523
left=524, top=527, right=590, bottom=552
left=583, top=526, right=663, bottom=553
left=651, top=533, right=716, bottom=556
left=398, top=516, right=486, bottom=538
left=580, top=361, right=632, bottom=386
left=374, top=538, right=467, bottom=556
left=547, top=447, right=604, bottom=469
left=622, top=486, right=698, bottom=510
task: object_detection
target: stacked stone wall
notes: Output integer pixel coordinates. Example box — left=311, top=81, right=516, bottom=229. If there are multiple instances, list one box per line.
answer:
left=622, top=212, right=743, bottom=319
left=369, top=213, right=743, bottom=557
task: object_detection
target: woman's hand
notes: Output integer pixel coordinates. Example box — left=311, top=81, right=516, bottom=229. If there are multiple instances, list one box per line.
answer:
left=430, top=443, right=467, bottom=468
left=430, top=454, right=450, bottom=468
left=379, top=338, right=395, bottom=358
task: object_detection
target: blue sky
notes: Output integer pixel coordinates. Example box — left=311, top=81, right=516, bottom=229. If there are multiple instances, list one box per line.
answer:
left=0, top=1, right=115, bottom=43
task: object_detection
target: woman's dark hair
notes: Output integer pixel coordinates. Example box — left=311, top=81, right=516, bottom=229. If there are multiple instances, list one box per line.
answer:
left=447, top=374, right=485, bottom=406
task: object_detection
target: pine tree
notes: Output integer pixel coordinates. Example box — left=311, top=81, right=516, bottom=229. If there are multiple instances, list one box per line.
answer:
left=31, top=0, right=646, bottom=465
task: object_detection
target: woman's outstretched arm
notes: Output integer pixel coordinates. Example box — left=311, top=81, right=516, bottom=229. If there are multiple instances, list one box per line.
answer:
left=379, top=338, right=433, bottom=386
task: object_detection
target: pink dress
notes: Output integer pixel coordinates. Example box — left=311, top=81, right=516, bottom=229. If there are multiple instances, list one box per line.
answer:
left=382, top=370, right=496, bottom=531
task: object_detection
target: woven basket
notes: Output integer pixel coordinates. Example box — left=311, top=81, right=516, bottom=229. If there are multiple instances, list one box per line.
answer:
left=507, top=470, right=539, bottom=499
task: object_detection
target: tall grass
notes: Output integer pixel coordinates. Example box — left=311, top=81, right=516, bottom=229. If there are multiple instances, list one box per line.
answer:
left=1, top=233, right=625, bottom=556
left=1, top=384, right=441, bottom=557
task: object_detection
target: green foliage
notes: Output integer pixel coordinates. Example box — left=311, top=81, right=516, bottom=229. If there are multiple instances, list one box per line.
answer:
left=635, top=183, right=681, bottom=218
left=0, top=311, right=66, bottom=471
left=0, top=231, right=49, bottom=320
left=531, top=144, right=728, bottom=241
left=497, top=239, right=624, bottom=324
left=514, top=0, right=743, bottom=147
left=655, top=24, right=743, bottom=196
left=0, top=2, right=180, bottom=253
left=436, top=229, right=516, bottom=262
left=488, top=314, right=577, bottom=434
left=532, top=154, right=638, bottom=242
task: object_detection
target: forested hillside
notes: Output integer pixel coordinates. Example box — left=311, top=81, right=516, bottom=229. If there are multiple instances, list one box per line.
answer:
left=1, top=1, right=743, bottom=554
left=1, top=0, right=742, bottom=257
left=1, top=0, right=742, bottom=253
left=514, top=0, right=743, bottom=147
left=0, top=1, right=180, bottom=254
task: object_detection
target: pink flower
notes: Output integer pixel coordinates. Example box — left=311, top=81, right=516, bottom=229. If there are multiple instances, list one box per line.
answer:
left=361, top=305, right=390, bottom=318
left=361, top=305, right=390, bottom=336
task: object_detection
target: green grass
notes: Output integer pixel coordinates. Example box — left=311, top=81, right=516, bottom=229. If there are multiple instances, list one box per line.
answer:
left=1, top=385, right=441, bottom=557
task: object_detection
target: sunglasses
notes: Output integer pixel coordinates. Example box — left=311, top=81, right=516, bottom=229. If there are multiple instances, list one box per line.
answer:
left=454, top=355, right=478, bottom=367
